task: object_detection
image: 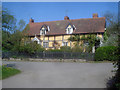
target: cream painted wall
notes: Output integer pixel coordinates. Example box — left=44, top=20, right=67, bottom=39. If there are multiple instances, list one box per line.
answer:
left=30, top=33, right=103, bottom=49
left=64, top=35, right=70, bottom=40
left=49, top=36, right=54, bottom=41
left=55, top=36, right=62, bottom=40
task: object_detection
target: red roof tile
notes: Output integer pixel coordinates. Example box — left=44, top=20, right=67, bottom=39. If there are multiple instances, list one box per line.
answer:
left=27, top=17, right=106, bottom=36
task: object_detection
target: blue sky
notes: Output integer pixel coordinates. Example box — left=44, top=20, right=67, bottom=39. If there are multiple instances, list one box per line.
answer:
left=2, top=2, right=118, bottom=25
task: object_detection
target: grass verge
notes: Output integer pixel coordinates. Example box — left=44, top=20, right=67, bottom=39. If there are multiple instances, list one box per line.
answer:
left=0, top=65, right=21, bottom=79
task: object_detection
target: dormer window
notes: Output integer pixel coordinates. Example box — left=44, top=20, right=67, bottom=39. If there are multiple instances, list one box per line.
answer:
left=66, top=23, right=75, bottom=34
left=40, top=24, right=50, bottom=35
left=41, top=27, right=46, bottom=35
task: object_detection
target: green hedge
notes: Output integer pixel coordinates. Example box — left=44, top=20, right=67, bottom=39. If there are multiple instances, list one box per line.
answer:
left=60, top=46, right=71, bottom=52
left=95, top=46, right=118, bottom=61
left=46, top=46, right=71, bottom=52
left=46, top=46, right=83, bottom=52
left=46, top=49, right=62, bottom=52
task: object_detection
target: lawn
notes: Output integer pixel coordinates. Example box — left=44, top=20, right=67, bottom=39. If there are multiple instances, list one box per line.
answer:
left=0, top=65, right=21, bottom=79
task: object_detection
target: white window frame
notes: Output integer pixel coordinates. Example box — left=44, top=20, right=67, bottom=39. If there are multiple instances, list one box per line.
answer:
left=66, top=26, right=73, bottom=34
left=40, top=25, right=50, bottom=35
left=43, top=42, right=49, bottom=48
left=40, top=29, right=46, bottom=35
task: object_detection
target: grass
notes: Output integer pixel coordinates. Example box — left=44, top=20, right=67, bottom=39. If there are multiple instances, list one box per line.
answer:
left=0, top=65, right=21, bottom=79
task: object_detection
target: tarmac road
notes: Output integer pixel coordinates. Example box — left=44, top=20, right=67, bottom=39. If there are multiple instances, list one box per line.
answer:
left=2, top=61, right=115, bottom=88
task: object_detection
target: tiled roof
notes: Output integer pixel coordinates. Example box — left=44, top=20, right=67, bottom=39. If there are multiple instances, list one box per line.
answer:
left=27, top=17, right=106, bottom=36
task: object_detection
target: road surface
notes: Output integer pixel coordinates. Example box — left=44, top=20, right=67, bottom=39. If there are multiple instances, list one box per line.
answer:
left=2, top=61, right=115, bottom=88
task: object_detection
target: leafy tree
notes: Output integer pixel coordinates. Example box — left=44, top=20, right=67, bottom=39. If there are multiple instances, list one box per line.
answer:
left=52, top=41, right=60, bottom=49
left=2, top=8, right=26, bottom=51
left=2, top=8, right=17, bottom=33
left=17, top=19, right=26, bottom=31
left=0, top=5, right=2, bottom=54
left=2, top=8, right=44, bottom=53
left=82, top=34, right=100, bottom=53
left=10, top=30, right=24, bottom=51
left=68, top=35, right=85, bottom=52
left=2, top=8, right=17, bottom=51
left=68, top=35, right=80, bottom=47
left=2, top=19, right=25, bottom=51
left=2, top=30, right=13, bottom=51
left=68, top=34, right=100, bottom=53
left=19, top=42, right=45, bottom=54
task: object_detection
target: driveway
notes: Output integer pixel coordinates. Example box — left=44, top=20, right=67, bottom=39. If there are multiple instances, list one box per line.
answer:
left=2, top=61, right=115, bottom=88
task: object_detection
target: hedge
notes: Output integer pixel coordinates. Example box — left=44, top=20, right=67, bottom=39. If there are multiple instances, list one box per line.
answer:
left=95, top=46, right=118, bottom=61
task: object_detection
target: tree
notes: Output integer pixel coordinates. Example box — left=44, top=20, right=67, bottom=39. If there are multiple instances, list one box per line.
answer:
left=19, top=42, right=45, bottom=54
left=2, top=8, right=26, bottom=51
left=10, top=30, right=24, bottom=51
left=68, top=35, right=81, bottom=47
left=102, top=12, right=120, bottom=89
left=68, top=34, right=100, bottom=53
left=104, top=11, right=118, bottom=27
left=102, top=12, right=119, bottom=46
left=18, top=19, right=26, bottom=31
left=2, top=8, right=17, bottom=33
left=52, top=41, right=60, bottom=49
left=2, top=30, right=13, bottom=51
left=2, top=8, right=17, bottom=51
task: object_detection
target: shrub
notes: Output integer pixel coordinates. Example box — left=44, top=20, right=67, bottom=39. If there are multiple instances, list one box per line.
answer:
left=95, top=46, right=118, bottom=61
left=60, top=46, right=71, bottom=52
left=12, top=55, right=17, bottom=59
left=46, top=49, right=62, bottom=52
left=19, top=42, right=45, bottom=54
left=71, top=46, right=83, bottom=52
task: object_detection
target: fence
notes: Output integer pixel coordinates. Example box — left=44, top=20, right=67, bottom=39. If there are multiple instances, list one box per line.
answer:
left=2, top=52, right=94, bottom=61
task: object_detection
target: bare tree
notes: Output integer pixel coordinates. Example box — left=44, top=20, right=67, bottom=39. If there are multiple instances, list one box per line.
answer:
left=102, top=12, right=119, bottom=46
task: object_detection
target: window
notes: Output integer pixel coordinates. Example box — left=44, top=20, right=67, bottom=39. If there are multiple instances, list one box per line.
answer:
left=66, top=24, right=74, bottom=34
left=63, top=42, right=68, bottom=46
left=40, top=25, right=50, bottom=35
left=66, top=27, right=73, bottom=34
left=41, top=29, right=46, bottom=35
left=67, top=28, right=71, bottom=34
left=40, top=26, right=46, bottom=35
left=43, top=42, right=49, bottom=48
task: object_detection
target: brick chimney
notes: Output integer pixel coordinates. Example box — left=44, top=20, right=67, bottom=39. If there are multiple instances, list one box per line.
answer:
left=64, top=16, right=70, bottom=20
left=29, top=18, right=34, bottom=23
left=93, top=13, right=98, bottom=18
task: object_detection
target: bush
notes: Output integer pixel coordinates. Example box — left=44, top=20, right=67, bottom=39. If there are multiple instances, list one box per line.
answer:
left=71, top=46, right=83, bottom=52
left=19, top=42, right=45, bottom=54
left=60, top=46, right=71, bottom=52
left=46, top=46, right=71, bottom=52
left=46, top=49, right=62, bottom=52
left=95, top=46, right=118, bottom=61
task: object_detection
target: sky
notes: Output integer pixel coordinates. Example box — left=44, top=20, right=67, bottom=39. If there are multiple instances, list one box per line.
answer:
left=2, top=0, right=120, bottom=2
left=2, top=2, right=118, bottom=25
